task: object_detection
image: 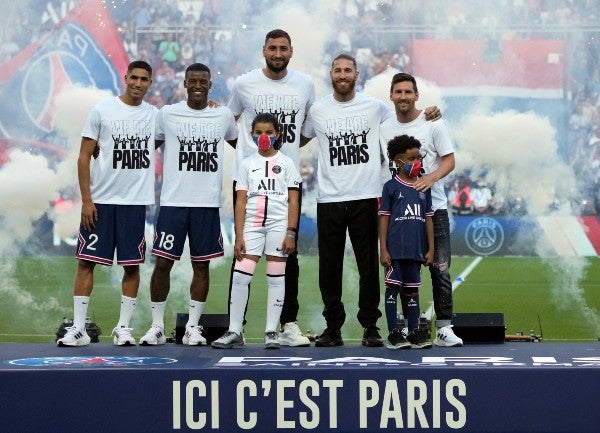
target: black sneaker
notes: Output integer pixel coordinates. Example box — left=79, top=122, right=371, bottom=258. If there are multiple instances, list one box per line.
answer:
left=361, top=326, right=384, bottom=347
left=406, top=328, right=433, bottom=349
left=387, top=329, right=411, bottom=349
left=315, top=328, right=344, bottom=347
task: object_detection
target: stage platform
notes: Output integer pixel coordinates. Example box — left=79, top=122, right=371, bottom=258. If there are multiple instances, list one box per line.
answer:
left=1, top=342, right=599, bottom=433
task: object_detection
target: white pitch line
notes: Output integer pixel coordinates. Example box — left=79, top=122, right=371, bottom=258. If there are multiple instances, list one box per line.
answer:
left=423, top=256, right=483, bottom=321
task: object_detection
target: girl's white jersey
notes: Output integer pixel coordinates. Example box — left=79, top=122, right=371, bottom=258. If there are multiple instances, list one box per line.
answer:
left=81, top=96, right=157, bottom=205
left=302, top=92, right=393, bottom=203
left=156, top=102, right=238, bottom=207
left=236, top=151, right=301, bottom=228
left=380, top=111, right=454, bottom=211
left=227, top=68, right=315, bottom=179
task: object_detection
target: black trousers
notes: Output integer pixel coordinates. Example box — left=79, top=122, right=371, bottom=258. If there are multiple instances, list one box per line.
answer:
left=227, top=181, right=301, bottom=325
left=317, top=198, right=382, bottom=330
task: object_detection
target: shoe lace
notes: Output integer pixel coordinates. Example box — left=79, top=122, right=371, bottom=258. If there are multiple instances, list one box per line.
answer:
left=189, top=325, right=203, bottom=336
left=113, top=326, right=133, bottom=336
left=64, top=326, right=81, bottom=336
left=265, top=331, right=278, bottom=340
left=221, top=330, right=238, bottom=340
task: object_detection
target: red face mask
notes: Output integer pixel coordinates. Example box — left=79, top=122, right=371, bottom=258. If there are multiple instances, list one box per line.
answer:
left=399, top=160, right=423, bottom=178
left=252, top=134, right=276, bottom=151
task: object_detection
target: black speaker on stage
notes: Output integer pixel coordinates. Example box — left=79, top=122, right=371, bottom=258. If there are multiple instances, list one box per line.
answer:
left=452, top=313, right=505, bottom=344
left=175, top=313, right=229, bottom=344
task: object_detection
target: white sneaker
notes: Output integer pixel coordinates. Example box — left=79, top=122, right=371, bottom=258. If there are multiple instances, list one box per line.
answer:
left=57, top=326, right=91, bottom=347
left=265, top=331, right=280, bottom=349
left=139, top=324, right=166, bottom=346
left=278, top=322, right=310, bottom=347
left=211, top=331, right=244, bottom=349
left=182, top=325, right=207, bottom=346
left=112, top=326, right=136, bottom=346
left=433, top=325, right=464, bottom=347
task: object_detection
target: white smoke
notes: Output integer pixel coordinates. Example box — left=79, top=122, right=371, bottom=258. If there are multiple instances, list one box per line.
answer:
left=453, top=109, right=598, bottom=336
left=454, top=109, right=575, bottom=216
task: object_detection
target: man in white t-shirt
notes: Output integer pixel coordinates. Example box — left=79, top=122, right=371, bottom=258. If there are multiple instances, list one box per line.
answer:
left=226, top=29, right=315, bottom=346
left=58, top=60, right=157, bottom=347
left=139, top=63, right=238, bottom=346
left=302, top=55, right=441, bottom=348
left=380, top=72, right=463, bottom=347
left=301, top=53, right=390, bottom=347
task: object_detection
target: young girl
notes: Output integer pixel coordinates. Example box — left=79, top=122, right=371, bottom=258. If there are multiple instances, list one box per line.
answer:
left=212, top=113, right=302, bottom=349
left=379, top=134, right=434, bottom=349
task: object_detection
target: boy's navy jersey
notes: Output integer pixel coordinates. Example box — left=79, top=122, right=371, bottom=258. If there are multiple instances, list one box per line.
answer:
left=379, top=175, right=434, bottom=262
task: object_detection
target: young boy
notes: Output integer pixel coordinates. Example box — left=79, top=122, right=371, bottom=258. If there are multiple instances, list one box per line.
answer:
left=378, top=135, right=434, bottom=349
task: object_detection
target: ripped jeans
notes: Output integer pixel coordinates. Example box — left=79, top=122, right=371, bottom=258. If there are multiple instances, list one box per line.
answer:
left=429, top=209, right=454, bottom=328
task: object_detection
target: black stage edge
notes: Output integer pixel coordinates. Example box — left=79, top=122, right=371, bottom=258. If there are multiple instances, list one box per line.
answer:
left=1, top=342, right=599, bottom=433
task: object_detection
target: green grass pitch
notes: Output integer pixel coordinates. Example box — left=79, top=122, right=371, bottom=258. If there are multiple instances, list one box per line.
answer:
left=1, top=255, right=599, bottom=343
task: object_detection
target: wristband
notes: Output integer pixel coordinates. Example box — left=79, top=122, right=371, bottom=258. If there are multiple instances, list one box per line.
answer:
left=287, top=227, right=297, bottom=232
left=286, top=233, right=296, bottom=239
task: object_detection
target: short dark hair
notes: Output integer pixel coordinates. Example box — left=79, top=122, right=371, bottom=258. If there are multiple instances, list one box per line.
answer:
left=252, top=112, right=283, bottom=150
left=185, top=63, right=211, bottom=77
left=387, top=134, right=421, bottom=161
left=264, top=29, right=291, bottom=45
left=390, top=72, right=418, bottom=94
left=127, top=60, right=152, bottom=76
left=331, top=52, right=357, bottom=70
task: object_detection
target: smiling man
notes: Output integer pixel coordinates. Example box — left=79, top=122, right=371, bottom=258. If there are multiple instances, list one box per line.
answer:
left=380, top=72, right=461, bottom=348
left=302, top=55, right=442, bottom=348
left=58, top=60, right=157, bottom=347
left=226, top=29, right=316, bottom=347
left=138, top=63, right=239, bottom=347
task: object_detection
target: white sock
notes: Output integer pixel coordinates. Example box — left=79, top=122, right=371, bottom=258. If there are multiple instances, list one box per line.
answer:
left=117, top=295, right=137, bottom=328
left=186, top=300, right=205, bottom=328
left=266, top=275, right=285, bottom=333
left=229, top=271, right=252, bottom=334
left=150, top=301, right=166, bottom=329
left=73, top=296, right=90, bottom=330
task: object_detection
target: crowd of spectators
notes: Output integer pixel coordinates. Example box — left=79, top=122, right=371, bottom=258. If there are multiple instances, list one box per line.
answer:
left=2, top=0, right=600, bottom=215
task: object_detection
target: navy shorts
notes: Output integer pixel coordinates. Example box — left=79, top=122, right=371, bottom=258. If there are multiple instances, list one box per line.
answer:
left=76, top=204, right=146, bottom=266
left=151, top=206, right=223, bottom=261
left=384, top=259, right=422, bottom=289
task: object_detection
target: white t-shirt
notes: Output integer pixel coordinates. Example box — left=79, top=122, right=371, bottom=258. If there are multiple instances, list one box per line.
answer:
left=471, top=186, right=492, bottom=208
left=156, top=101, right=238, bottom=207
left=302, top=92, right=394, bottom=203
left=380, top=112, right=455, bottom=211
left=236, top=151, right=301, bottom=228
left=81, top=96, right=157, bottom=205
left=227, top=68, right=316, bottom=179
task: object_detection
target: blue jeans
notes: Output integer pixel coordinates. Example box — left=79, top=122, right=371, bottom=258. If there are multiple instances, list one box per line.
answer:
left=429, top=209, right=453, bottom=327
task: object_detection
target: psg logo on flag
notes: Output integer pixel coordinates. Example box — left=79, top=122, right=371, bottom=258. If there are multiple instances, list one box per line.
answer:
left=0, top=0, right=129, bottom=146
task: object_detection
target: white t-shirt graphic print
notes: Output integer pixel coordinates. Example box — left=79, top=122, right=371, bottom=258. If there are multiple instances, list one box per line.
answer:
left=228, top=68, right=315, bottom=179
left=302, top=92, right=393, bottom=203
left=156, top=102, right=238, bottom=207
left=81, top=96, right=157, bottom=205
